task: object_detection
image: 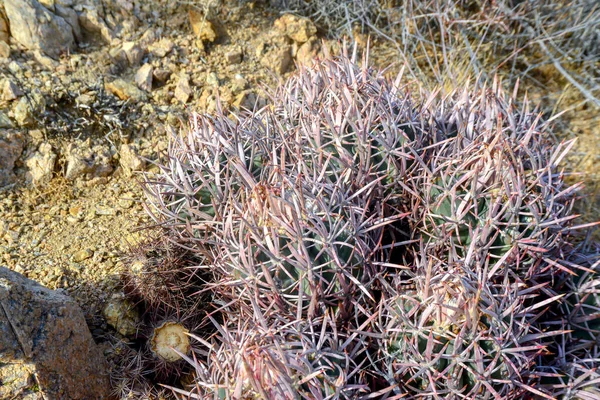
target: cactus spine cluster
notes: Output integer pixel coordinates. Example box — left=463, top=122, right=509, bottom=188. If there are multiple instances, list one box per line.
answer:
left=114, top=50, right=599, bottom=399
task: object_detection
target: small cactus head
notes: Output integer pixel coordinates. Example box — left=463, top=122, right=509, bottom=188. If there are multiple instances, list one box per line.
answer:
left=380, top=257, right=555, bottom=398
left=122, top=234, right=206, bottom=314
left=150, top=321, right=191, bottom=363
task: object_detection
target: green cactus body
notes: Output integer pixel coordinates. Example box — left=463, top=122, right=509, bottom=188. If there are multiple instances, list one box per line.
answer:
left=386, top=294, right=509, bottom=397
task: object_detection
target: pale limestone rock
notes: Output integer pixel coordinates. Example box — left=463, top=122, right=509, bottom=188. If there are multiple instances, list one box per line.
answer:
left=119, top=143, right=145, bottom=176
left=135, top=63, right=153, bottom=92
left=174, top=73, right=192, bottom=103
left=4, top=0, right=75, bottom=59
left=64, top=140, right=113, bottom=180
left=25, top=143, right=56, bottom=186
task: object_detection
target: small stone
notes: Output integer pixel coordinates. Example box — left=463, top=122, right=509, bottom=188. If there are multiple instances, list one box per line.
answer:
left=153, top=68, right=171, bottom=82
left=13, top=88, right=45, bottom=127
left=79, top=8, right=115, bottom=44
left=69, top=205, right=83, bottom=218
left=226, top=48, right=243, bottom=65
left=75, top=93, right=94, bottom=106
left=0, top=8, right=9, bottom=44
left=1, top=80, right=21, bottom=101
left=108, top=46, right=128, bottom=66
left=188, top=9, right=217, bottom=42
left=102, top=293, right=139, bottom=337
left=73, top=249, right=93, bottom=262
left=206, top=72, right=219, bottom=86
left=7, top=61, right=21, bottom=74
left=25, top=142, right=56, bottom=186
left=0, top=41, right=10, bottom=58
left=122, top=41, right=144, bottom=66
left=119, top=143, right=145, bottom=175
left=135, top=63, right=153, bottom=91
left=260, top=43, right=292, bottom=75
left=149, top=38, right=174, bottom=58
left=274, top=14, right=317, bottom=44
left=139, top=28, right=157, bottom=48
left=174, top=74, right=192, bottom=103
left=105, top=79, right=147, bottom=102
left=118, top=198, right=134, bottom=209
left=230, top=75, right=248, bottom=94
left=33, top=50, right=59, bottom=69
left=95, top=206, right=115, bottom=216
left=233, top=90, right=257, bottom=110
left=64, top=141, right=113, bottom=180
left=296, top=38, right=319, bottom=66
left=0, top=111, right=13, bottom=128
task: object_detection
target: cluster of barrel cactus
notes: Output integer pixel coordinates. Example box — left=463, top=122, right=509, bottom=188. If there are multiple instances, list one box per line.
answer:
left=113, top=50, right=600, bottom=399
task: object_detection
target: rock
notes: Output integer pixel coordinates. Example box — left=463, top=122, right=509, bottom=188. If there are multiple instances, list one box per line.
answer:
left=274, top=14, right=317, bottom=44
left=0, top=267, right=110, bottom=399
left=206, top=71, right=219, bottom=86
left=226, top=47, right=243, bottom=65
left=153, top=68, right=171, bottom=83
left=13, top=97, right=33, bottom=126
left=4, top=0, right=75, bottom=59
left=102, top=293, right=139, bottom=337
left=230, top=74, right=248, bottom=94
left=174, top=73, right=192, bottom=103
left=259, top=42, right=292, bottom=75
left=233, top=90, right=258, bottom=110
left=296, top=38, right=320, bottom=66
left=108, top=46, right=128, bottom=68
left=0, top=110, right=13, bottom=128
left=75, top=93, right=93, bottom=106
left=0, top=41, right=10, bottom=58
left=105, top=79, right=147, bottom=102
left=135, top=63, right=153, bottom=92
left=149, top=37, right=174, bottom=58
left=0, top=130, right=24, bottom=187
left=38, top=0, right=55, bottom=11
left=64, top=140, right=113, bottom=180
left=25, top=143, right=56, bottom=186
left=188, top=8, right=216, bottom=43
left=73, top=248, right=93, bottom=262
left=139, top=27, right=157, bottom=48
left=55, top=3, right=82, bottom=42
left=122, top=41, right=144, bottom=66
left=119, top=143, right=145, bottom=175
left=0, top=6, right=9, bottom=43
left=33, top=50, right=60, bottom=69
left=13, top=90, right=46, bottom=126
left=2, top=79, right=22, bottom=101
left=79, top=7, right=115, bottom=44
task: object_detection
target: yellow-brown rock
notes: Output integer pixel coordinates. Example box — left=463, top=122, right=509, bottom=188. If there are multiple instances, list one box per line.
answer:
left=189, top=8, right=217, bottom=42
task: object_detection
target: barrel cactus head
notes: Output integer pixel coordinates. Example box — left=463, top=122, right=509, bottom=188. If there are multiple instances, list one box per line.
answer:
left=182, top=316, right=369, bottom=400
left=414, top=107, right=579, bottom=281
left=378, top=254, right=560, bottom=399
left=122, top=235, right=206, bottom=314
left=139, top=51, right=433, bottom=323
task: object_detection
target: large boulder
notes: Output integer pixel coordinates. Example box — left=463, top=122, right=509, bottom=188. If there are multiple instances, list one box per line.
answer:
left=0, top=267, right=110, bottom=399
left=3, top=0, right=76, bottom=59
